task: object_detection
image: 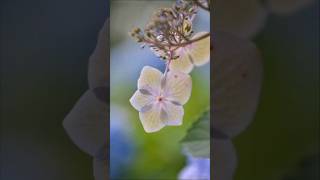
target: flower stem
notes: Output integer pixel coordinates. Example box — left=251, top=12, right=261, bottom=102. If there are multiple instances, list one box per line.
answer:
left=174, top=32, right=209, bottom=47
left=163, top=50, right=173, bottom=78
left=193, top=0, right=210, bottom=12
left=143, top=32, right=209, bottom=49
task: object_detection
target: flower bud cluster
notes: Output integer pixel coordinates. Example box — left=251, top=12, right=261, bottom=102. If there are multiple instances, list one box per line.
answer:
left=129, top=0, right=200, bottom=60
left=129, top=0, right=210, bottom=133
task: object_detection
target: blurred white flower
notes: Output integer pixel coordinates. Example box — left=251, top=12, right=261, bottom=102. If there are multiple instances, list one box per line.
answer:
left=88, top=19, right=109, bottom=89
left=212, top=31, right=262, bottom=138
left=63, top=19, right=109, bottom=180
left=130, top=66, right=192, bottom=133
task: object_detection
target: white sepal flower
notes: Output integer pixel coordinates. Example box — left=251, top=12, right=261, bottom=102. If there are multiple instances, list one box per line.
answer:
left=130, top=66, right=192, bottom=133
left=170, top=32, right=210, bottom=73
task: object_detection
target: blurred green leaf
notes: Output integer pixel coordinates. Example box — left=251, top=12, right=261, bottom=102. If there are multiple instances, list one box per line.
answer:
left=182, top=110, right=210, bottom=158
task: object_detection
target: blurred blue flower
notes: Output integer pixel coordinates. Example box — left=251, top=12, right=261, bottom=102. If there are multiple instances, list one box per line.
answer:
left=179, top=155, right=210, bottom=180
left=110, top=105, right=136, bottom=178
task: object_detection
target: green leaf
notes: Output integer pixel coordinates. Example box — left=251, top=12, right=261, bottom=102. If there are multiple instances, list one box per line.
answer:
left=181, top=110, right=210, bottom=158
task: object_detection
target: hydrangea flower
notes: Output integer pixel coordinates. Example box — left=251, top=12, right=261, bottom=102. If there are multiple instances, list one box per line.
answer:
left=212, top=31, right=262, bottom=137
left=129, top=2, right=210, bottom=74
left=170, top=31, right=210, bottom=73
left=130, top=66, right=192, bottom=133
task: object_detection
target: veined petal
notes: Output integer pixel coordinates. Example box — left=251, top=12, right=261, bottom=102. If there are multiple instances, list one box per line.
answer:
left=163, top=70, right=192, bottom=105
left=139, top=105, right=165, bottom=133
left=138, top=66, right=162, bottom=93
left=129, top=90, right=155, bottom=111
left=170, top=48, right=194, bottom=74
left=187, top=32, right=210, bottom=66
left=161, top=102, right=184, bottom=126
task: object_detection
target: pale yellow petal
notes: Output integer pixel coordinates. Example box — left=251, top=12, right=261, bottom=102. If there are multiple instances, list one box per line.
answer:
left=139, top=105, right=165, bottom=133
left=129, top=90, right=155, bottom=111
left=187, top=32, right=210, bottom=66
left=162, top=102, right=184, bottom=126
left=163, top=70, right=192, bottom=105
left=170, top=48, right=194, bottom=74
left=138, top=66, right=162, bottom=93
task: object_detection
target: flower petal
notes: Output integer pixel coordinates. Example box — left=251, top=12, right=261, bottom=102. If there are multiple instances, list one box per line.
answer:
left=138, top=66, right=162, bottom=93
left=162, top=102, right=184, bottom=126
left=93, top=158, right=108, bottom=180
left=213, top=32, right=262, bottom=137
left=139, top=105, right=165, bottom=133
left=213, top=139, right=237, bottom=180
left=129, top=90, right=155, bottom=111
left=63, top=90, right=107, bottom=157
left=170, top=48, right=194, bottom=74
left=163, top=70, right=192, bottom=105
left=187, top=32, right=210, bottom=66
left=88, top=19, right=109, bottom=89
left=267, top=0, right=315, bottom=15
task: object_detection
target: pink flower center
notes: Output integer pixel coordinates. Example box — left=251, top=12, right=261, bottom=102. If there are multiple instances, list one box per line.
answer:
left=157, top=96, right=164, bottom=102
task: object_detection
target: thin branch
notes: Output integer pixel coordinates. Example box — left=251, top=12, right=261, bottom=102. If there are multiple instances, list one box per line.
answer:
left=143, top=32, right=209, bottom=49
left=172, top=32, right=209, bottom=47
left=193, top=0, right=210, bottom=12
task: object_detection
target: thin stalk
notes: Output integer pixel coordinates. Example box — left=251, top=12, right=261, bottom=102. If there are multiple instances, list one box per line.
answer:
left=193, top=0, right=210, bottom=11
left=143, top=32, right=209, bottom=49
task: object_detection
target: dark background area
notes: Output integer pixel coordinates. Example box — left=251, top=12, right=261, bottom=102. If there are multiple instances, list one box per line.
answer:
left=1, top=0, right=107, bottom=179
left=234, top=2, right=319, bottom=179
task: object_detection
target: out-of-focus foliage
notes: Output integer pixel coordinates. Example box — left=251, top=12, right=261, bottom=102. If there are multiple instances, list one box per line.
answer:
left=182, top=110, right=210, bottom=158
